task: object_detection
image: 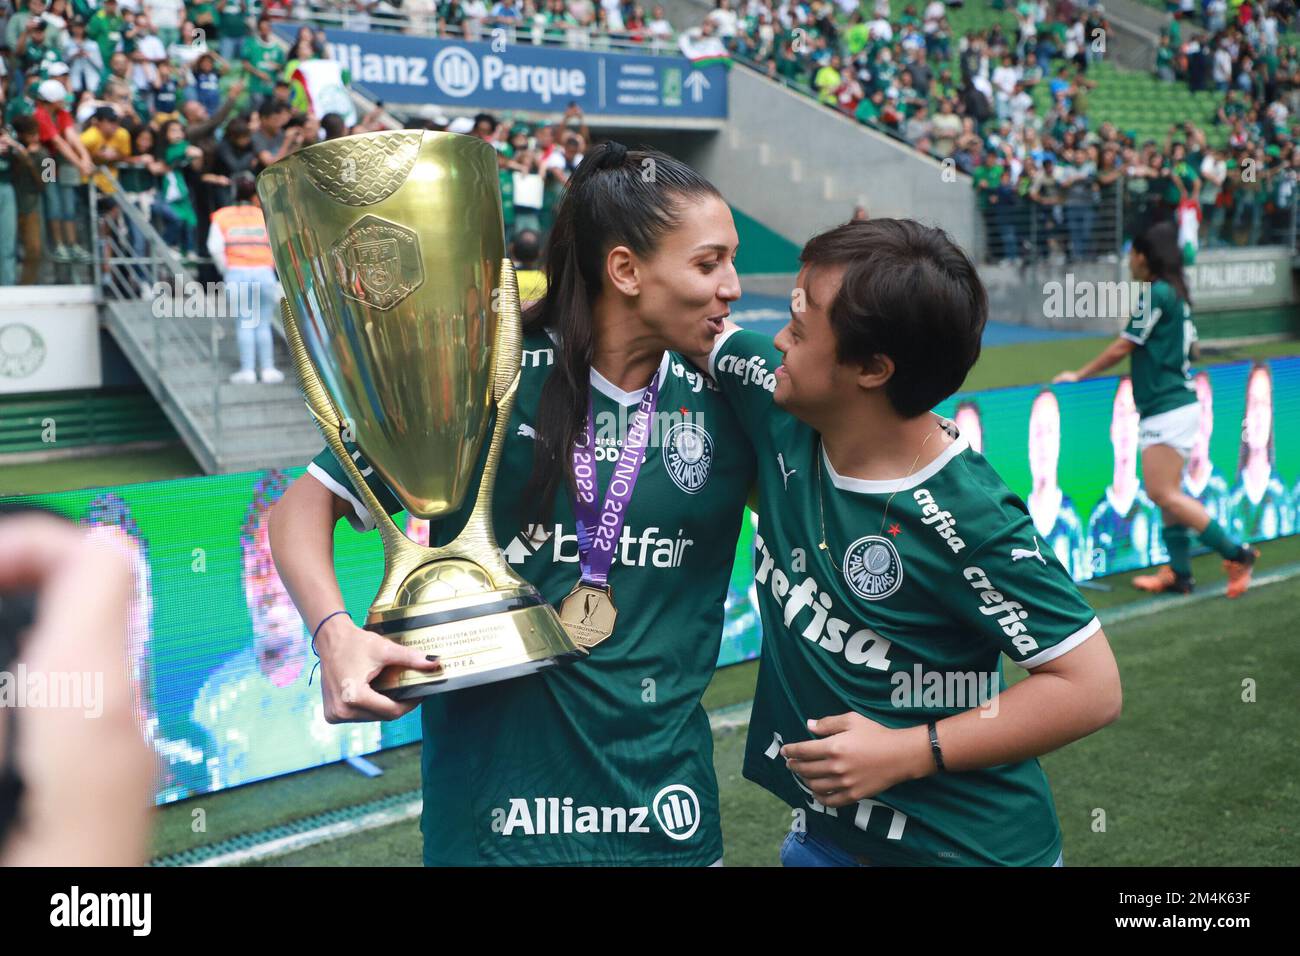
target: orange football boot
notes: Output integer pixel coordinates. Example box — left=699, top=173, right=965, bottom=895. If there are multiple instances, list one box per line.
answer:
left=1224, top=546, right=1260, bottom=599
left=1132, top=566, right=1194, bottom=594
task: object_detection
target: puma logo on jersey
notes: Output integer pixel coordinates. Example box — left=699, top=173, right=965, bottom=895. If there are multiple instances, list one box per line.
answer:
left=778, top=452, right=797, bottom=489
left=913, top=488, right=965, bottom=553
left=517, top=423, right=536, bottom=440
left=1011, top=538, right=1046, bottom=564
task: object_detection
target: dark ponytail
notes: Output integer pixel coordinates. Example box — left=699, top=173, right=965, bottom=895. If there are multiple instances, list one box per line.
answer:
left=1133, top=221, right=1192, bottom=306
left=519, top=140, right=721, bottom=519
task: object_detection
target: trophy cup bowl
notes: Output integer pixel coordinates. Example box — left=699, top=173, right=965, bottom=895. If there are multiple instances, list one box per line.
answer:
left=258, top=129, right=584, bottom=699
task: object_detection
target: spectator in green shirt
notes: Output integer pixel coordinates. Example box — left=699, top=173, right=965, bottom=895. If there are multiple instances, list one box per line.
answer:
left=218, top=1, right=252, bottom=64
left=1156, top=36, right=1175, bottom=82
left=87, top=0, right=127, bottom=66
left=241, top=16, right=286, bottom=102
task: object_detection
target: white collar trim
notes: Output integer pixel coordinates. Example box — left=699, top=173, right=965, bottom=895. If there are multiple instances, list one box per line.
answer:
left=821, top=424, right=969, bottom=494
left=543, top=327, right=671, bottom=406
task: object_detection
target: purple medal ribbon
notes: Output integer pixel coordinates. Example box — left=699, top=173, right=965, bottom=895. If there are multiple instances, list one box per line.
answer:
left=571, top=370, right=661, bottom=588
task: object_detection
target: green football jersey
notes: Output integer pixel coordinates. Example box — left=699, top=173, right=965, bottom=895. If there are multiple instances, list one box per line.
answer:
left=1085, top=486, right=1165, bottom=577
left=710, top=330, right=1101, bottom=866
left=309, top=329, right=754, bottom=865
left=1122, top=279, right=1198, bottom=419
left=1227, top=472, right=1293, bottom=543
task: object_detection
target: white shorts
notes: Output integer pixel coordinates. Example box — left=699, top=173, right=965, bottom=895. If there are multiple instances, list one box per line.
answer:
left=1139, top=403, right=1200, bottom=457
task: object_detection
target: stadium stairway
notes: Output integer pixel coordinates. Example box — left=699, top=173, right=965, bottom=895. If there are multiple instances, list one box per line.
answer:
left=102, top=297, right=322, bottom=475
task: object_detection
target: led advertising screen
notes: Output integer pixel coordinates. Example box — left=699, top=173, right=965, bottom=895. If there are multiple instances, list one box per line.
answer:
left=3, top=357, right=1295, bottom=804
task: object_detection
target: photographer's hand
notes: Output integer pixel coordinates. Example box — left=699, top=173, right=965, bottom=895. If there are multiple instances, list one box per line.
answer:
left=0, top=512, right=154, bottom=866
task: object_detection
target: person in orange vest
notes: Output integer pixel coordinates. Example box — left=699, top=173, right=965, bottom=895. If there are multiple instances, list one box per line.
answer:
left=207, top=173, right=284, bottom=385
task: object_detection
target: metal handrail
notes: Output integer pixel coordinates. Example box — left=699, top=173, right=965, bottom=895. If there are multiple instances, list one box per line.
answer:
left=89, top=173, right=226, bottom=457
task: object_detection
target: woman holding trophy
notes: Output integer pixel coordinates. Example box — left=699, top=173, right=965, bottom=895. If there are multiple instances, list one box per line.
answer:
left=268, top=137, right=758, bottom=865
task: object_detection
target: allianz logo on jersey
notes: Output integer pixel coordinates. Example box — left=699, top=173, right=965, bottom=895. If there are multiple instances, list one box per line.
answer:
left=913, top=488, right=966, bottom=554
left=491, top=785, right=701, bottom=841
left=502, top=523, right=695, bottom=568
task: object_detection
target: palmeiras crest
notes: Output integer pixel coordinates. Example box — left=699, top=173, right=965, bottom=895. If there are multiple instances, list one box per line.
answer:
left=330, top=215, right=424, bottom=310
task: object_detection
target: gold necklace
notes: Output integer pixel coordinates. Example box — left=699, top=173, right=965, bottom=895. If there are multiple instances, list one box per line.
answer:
left=815, top=418, right=945, bottom=553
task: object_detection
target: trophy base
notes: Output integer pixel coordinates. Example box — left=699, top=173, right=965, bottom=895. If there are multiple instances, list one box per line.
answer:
left=368, top=588, right=585, bottom=700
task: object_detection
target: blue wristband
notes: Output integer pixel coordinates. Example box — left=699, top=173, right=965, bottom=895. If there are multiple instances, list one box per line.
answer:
left=312, top=609, right=350, bottom=649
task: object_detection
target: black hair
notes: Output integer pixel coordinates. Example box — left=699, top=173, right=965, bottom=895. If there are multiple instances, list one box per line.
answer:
left=321, top=113, right=348, bottom=139
left=234, top=172, right=258, bottom=202
left=1132, top=220, right=1192, bottom=305
left=798, top=218, right=988, bottom=418
left=519, top=140, right=723, bottom=517
left=510, top=228, right=541, bottom=268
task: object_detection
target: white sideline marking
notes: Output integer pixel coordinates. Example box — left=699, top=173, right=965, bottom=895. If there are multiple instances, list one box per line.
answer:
left=197, top=799, right=421, bottom=867
left=200, top=560, right=1297, bottom=865
left=1099, top=560, right=1300, bottom=626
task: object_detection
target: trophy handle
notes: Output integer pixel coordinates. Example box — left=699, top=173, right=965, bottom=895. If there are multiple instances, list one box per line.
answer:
left=281, top=296, right=432, bottom=606
left=280, top=260, right=530, bottom=601
left=438, top=258, right=529, bottom=590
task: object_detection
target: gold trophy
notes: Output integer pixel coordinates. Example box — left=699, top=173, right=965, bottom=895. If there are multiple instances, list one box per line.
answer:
left=258, top=130, right=584, bottom=699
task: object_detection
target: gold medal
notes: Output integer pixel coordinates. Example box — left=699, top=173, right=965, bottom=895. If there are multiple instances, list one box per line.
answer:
left=557, top=582, right=618, bottom=648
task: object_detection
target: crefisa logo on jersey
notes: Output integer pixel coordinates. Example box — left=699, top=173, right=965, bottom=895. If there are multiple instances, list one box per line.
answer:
left=842, top=535, right=903, bottom=601
left=491, top=784, right=700, bottom=841
left=663, top=421, right=713, bottom=494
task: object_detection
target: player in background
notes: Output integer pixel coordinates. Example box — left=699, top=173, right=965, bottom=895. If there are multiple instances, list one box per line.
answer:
left=1183, top=371, right=1231, bottom=528
left=698, top=219, right=1121, bottom=866
left=193, top=471, right=380, bottom=789
left=1080, top=378, right=1165, bottom=578
left=1228, top=362, right=1293, bottom=544
left=952, top=400, right=983, bottom=454
left=1056, top=222, right=1258, bottom=596
left=1025, top=389, right=1087, bottom=580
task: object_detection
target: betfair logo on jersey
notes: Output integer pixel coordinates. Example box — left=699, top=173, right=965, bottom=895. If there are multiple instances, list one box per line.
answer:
left=754, top=532, right=895, bottom=671
left=663, top=421, right=713, bottom=494
left=842, top=535, right=904, bottom=601
left=502, top=523, right=694, bottom=569
left=913, top=488, right=966, bottom=554
left=962, top=566, right=1040, bottom=657
left=491, top=786, right=700, bottom=840
left=715, top=351, right=777, bottom=393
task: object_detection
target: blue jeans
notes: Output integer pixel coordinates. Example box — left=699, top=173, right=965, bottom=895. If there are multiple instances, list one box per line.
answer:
left=226, top=266, right=279, bottom=373
left=45, top=182, right=80, bottom=224
left=779, top=829, right=1065, bottom=867
left=0, top=183, right=17, bottom=286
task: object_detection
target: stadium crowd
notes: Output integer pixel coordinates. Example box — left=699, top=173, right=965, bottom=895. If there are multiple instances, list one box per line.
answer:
left=0, top=1, right=640, bottom=286
left=706, top=0, right=1300, bottom=260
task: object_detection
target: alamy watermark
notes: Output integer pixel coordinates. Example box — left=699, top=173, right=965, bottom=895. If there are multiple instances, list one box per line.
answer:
left=1043, top=276, right=1153, bottom=330
left=0, top=664, right=103, bottom=718
left=889, top=665, right=1001, bottom=717
left=150, top=273, right=264, bottom=326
